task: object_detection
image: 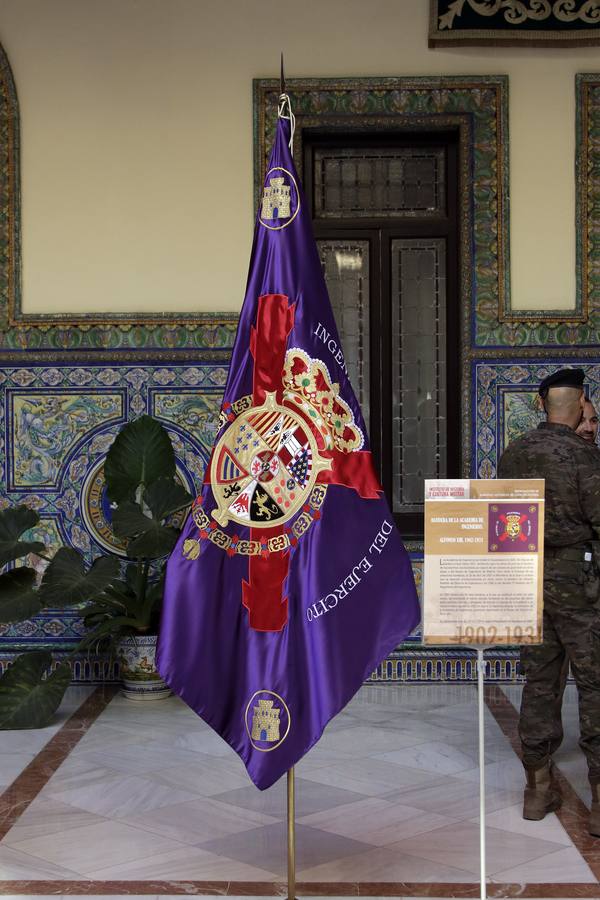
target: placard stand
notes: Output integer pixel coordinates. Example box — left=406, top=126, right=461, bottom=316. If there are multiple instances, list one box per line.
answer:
left=287, top=766, right=296, bottom=900
left=476, top=647, right=487, bottom=900
left=422, top=478, right=546, bottom=899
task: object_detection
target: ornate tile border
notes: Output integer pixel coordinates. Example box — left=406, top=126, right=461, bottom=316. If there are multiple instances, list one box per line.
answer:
left=576, top=74, right=600, bottom=339
left=500, top=72, right=600, bottom=338
left=0, top=60, right=596, bottom=352
left=486, top=73, right=600, bottom=341
left=369, top=647, right=521, bottom=683
left=0, top=42, right=237, bottom=352
left=254, top=75, right=507, bottom=351
left=472, top=357, right=600, bottom=478
left=253, top=75, right=600, bottom=348
left=0, top=41, right=19, bottom=339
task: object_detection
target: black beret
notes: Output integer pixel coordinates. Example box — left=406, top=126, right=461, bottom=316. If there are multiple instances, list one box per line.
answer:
left=538, top=367, right=585, bottom=398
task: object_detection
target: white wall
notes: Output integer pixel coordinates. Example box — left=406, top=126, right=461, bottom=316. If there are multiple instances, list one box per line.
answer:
left=0, top=0, right=597, bottom=315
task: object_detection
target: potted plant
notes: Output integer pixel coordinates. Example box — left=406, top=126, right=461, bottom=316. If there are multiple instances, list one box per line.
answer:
left=0, top=506, right=118, bottom=728
left=72, top=415, right=193, bottom=699
left=0, top=415, right=193, bottom=722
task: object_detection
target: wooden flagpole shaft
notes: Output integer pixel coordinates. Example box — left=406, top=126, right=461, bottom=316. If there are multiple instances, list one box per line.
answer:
left=287, top=766, right=296, bottom=900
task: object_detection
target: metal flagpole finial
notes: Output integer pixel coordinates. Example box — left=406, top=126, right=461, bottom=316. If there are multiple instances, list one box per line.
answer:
left=277, top=54, right=295, bottom=151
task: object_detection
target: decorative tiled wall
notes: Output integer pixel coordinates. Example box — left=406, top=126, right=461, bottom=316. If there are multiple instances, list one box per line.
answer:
left=2, top=62, right=600, bottom=682
left=473, top=360, right=600, bottom=478
left=0, top=357, right=227, bottom=675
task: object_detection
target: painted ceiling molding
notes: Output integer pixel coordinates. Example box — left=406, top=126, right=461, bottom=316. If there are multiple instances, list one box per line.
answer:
left=254, top=76, right=506, bottom=350
left=0, top=60, right=595, bottom=352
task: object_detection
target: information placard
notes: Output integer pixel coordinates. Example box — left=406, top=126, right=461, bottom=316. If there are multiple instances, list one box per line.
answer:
left=423, top=479, right=544, bottom=645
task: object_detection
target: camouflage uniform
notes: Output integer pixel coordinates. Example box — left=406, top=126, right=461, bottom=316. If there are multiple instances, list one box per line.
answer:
left=499, top=422, right=600, bottom=781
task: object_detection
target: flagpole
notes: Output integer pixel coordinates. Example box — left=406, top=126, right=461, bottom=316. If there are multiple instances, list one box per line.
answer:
left=287, top=766, right=296, bottom=900
left=280, top=61, right=297, bottom=900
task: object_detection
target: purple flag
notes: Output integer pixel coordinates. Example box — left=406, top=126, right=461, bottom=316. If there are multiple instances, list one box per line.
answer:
left=157, top=103, right=420, bottom=790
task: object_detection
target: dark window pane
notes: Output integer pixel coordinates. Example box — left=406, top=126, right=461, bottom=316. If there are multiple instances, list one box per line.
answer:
left=314, top=148, right=445, bottom=219
left=318, top=241, right=370, bottom=431
left=305, top=128, right=458, bottom=539
left=391, top=239, right=447, bottom=514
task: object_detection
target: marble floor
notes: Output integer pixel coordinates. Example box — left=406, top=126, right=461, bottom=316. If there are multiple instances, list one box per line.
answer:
left=0, top=680, right=598, bottom=898
left=0, top=687, right=95, bottom=794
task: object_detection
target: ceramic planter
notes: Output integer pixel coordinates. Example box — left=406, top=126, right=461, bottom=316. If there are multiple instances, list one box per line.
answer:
left=116, top=634, right=171, bottom=700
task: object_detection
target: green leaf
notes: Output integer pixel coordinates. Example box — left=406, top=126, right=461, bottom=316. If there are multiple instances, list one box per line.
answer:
left=112, top=502, right=179, bottom=559
left=82, top=598, right=128, bottom=621
left=103, top=579, right=136, bottom=605
left=77, top=615, right=141, bottom=652
left=125, top=563, right=139, bottom=592
left=128, top=527, right=178, bottom=559
left=0, top=651, right=71, bottom=729
left=144, top=478, right=193, bottom=521
left=38, top=548, right=120, bottom=608
left=104, top=416, right=176, bottom=503
left=0, top=506, right=45, bottom=567
left=111, top=502, right=154, bottom=540
left=144, top=577, right=165, bottom=631
left=146, top=575, right=165, bottom=608
left=0, top=568, right=42, bottom=624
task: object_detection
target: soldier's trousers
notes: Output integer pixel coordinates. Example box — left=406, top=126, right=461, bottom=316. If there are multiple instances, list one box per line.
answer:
left=519, top=576, right=600, bottom=782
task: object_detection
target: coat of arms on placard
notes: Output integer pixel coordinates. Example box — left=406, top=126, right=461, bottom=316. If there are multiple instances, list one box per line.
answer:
left=489, top=503, right=538, bottom=552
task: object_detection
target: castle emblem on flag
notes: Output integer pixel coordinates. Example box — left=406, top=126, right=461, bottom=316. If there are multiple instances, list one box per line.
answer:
left=251, top=699, right=280, bottom=742
left=261, top=176, right=291, bottom=220
left=259, top=166, right=300, bottom=231
left=245, top=689, right=290, bottom=752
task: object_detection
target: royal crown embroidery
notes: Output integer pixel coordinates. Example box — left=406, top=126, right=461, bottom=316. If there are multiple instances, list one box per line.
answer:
left=282, top=348, right=364, bottom=453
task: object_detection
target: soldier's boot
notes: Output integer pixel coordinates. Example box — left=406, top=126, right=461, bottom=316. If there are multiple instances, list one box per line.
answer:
left=589, top=783, right=600, bottom=837
left=523, top=761, right=561, bottom=820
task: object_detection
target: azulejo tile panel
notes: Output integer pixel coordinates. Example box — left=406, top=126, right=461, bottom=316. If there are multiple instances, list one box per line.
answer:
left=473, top=358, right=600, bottom=478
left=8, top=390, right=124, bottom=490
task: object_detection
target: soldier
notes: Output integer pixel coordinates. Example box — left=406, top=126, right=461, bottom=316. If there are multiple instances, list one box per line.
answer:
left=498, top=368, right=600, bottom=836
left=556, top=398, right=600, bottom=710
left=576, top=397, right=599, bottom=445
